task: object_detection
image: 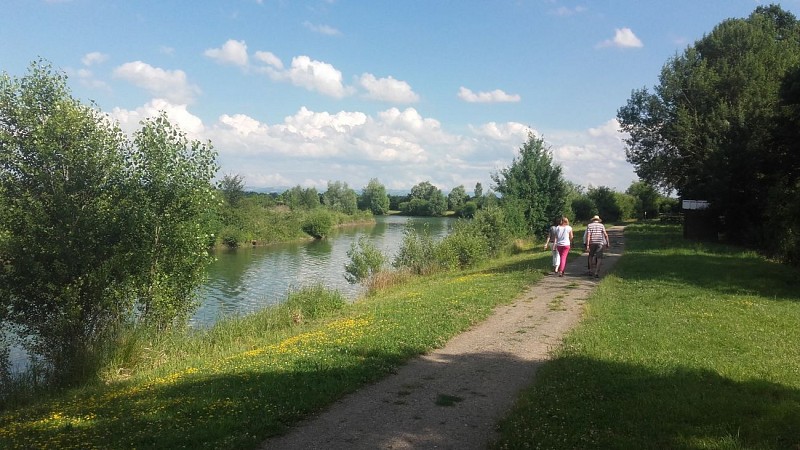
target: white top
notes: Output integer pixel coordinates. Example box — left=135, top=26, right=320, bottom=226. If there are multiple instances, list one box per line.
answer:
left=555, top=225, right=572, bottom=246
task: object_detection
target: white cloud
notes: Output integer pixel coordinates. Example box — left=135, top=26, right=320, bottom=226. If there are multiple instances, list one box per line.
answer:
left=110, top=99, right=204, bottom=136
left=458, top=87, right=521, bottom=103
left=204, top=39, right=249, bottom=67
left=358, top=73, right=419, bottom=103
left=81, top=52, right=108, bottom=66
left=267, top=55, right=353, bottom=98
left=303, top=21, right=341, bottom=36
left=470, top=121, right=531, bottom=142
left=113, top=61, right=200, bottom=104
left=551, top=5, right=587, bottom=16
left=597, top=28, right=643, bottom=49
left=254, top=51, right=283, bottom=69
left=547, top=119, right=637, bottom=190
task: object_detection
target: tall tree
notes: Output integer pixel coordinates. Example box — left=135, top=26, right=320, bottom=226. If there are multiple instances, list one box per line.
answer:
left=491, top=133, right=567, bottom=236
left=220, top=173, right=245, bottom=207
left=402, top=181, right=447, bottom=216
left=360, top=178, right=390, bottom=215
left=617, top=5, right=800, bottom=243
left=447, top=185, right=468, bottom=212
left=0, top=61, right=217, bottom=382
left=323, top=180, right=357, bottom=214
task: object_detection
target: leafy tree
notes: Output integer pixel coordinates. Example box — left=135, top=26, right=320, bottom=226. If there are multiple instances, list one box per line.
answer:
left=473, top=182, right=483, bottom=200
left=0, top=61, right=217, bottom=382
left=360, top=178, right=390, bottom=215
left=587, top=186, right=623, bottom=223
left=447, top=185, right=468, bottom=212
left=491, top=133, right=567, bottom=237
left=402, top=181, right=447, bottom=216
left=220, top=173, right=245, bottom=207
left=323, top=180, right=357, bottom=214
left=282, top=185, right=320, bottom=210
left=626, top=181, right=661, bottom=220
left=617, top=5, right=800, bottom=245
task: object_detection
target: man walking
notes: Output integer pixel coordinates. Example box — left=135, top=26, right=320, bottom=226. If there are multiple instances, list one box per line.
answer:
left=584, top=215, right=610, bottom=278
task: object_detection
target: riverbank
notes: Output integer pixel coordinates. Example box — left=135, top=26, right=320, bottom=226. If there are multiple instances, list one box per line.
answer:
left=0, top=236, right=549, bottom=449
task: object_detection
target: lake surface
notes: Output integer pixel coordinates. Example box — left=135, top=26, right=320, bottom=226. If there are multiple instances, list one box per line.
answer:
left=192, top=215, right=452, bottom=327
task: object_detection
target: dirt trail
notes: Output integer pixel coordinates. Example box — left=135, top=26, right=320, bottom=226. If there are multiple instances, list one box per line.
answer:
left=260, top=226, right=625, bottom=450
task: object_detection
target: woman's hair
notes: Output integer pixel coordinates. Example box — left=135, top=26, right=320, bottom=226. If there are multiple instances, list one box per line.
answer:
left=561, top=216, right=570, bottom=225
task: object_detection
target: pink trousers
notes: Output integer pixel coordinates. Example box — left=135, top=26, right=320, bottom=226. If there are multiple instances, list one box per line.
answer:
left=556, top=245, right=570, bottom=273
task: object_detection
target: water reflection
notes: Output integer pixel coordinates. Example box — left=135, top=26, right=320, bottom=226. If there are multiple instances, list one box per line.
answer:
left=191, top=215, right=451, bottom=327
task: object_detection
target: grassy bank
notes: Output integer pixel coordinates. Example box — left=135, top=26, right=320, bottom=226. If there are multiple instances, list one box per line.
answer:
left=0, top=245, right=548, bottom=449
left=493, top=223, right=800, bottom=449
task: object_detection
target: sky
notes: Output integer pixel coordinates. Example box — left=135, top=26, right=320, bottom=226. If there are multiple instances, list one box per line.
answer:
left=3, top=0, right=800, bottom=194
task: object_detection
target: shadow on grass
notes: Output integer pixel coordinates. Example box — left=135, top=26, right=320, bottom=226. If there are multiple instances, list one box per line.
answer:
left=494, top=355, right=800, bottom=449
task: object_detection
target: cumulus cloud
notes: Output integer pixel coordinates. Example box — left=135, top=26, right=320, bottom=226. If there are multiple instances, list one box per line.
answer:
left=204, top=39, right=249, bottom=67
left=254, top=51, right=283, bottom=69
left=81, top=51, right=108, bottom=66
left=547, top=119, right=637, bottom=190
left=597, top=28, right=643, bottom=48
left=358, top=74, right=419, bottom=103
left=113, top=61, right=200, bottom=104
left=266, top=55, right=353, bottom=98
left=110, top=98, right=205, bottom=136
left=303, top=21, right=341, bottom=36
left=458, top=87, right=521, bottom=103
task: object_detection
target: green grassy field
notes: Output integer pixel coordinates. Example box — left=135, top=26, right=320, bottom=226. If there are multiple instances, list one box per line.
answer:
left=0, top=245, right=548, bottom=449
left=492, top=223, right=800, bottom=449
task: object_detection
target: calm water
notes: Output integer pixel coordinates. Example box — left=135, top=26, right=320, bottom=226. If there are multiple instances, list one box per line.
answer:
left=192, top=214, right=452, bottom=327
left=3, top=215, right=452, bottom=373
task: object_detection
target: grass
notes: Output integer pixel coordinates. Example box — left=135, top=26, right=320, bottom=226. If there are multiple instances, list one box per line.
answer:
left=0, top=245, right=549, bottom=449
left=492, top=223, right=800, bottom=449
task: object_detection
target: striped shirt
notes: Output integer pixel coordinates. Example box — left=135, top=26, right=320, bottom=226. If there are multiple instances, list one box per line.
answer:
left=585, top=222, right=606, bottom=245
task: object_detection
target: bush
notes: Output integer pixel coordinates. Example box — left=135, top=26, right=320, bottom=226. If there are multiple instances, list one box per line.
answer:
left=435, top=223, right=489, bottom=269
left=392, top=223, right=436, bottom=274
left=344, top=237, right=386, bottom=284
left=301, top=209, right=334, bottom=239
left=282, top=284, right=346, bottom=322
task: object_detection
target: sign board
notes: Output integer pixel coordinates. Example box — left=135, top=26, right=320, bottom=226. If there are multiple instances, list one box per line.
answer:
left=682, top=200, right=709, bottom=210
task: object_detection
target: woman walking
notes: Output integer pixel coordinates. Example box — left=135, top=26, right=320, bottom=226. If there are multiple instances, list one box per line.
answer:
left=554, top=216, right=573, bottom=277
left=542, top=216, right=562, bottom=274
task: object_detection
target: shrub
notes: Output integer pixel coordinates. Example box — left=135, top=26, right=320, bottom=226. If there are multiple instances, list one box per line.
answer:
left=301, top=209, right=334, bottom=239
left=392, top=223, right=436, bottom=274
left=282, top=284, right=346, bottom=322
left=344, top=237, right=386, bottom=284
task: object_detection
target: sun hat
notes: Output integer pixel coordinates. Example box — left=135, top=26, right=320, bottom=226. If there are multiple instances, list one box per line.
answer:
left=591, top=215, right=601, bottom=222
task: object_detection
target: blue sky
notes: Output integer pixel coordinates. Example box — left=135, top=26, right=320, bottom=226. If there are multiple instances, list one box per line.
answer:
left=3, top=0, right=800, bottom=194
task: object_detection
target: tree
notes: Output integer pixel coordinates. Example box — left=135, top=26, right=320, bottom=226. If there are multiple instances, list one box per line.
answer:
left=447, top=185, right=468, bottom=212
left=626, top=181, right=661, bottom=220
left=473, top=182, right=483, bottom=200
left=491, top=133, right=567, bottom=236
left=0, top=61, right=217, bottom=382
left=282, top=185, right=320, bottom=210
left=360, top=178, right=390, bottom=215
left=323, top=180, right=357, bottom=214
left=617, top=5, right=800, bottom=245
left=587, top=186, right=623, bottom=223
left=220, top=173, right=245, bottom=207
left=402, top=181, right=447, bottom=216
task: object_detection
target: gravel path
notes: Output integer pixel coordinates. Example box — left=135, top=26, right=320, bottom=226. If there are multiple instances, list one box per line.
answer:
left=260, top=226, right=625, bottom=450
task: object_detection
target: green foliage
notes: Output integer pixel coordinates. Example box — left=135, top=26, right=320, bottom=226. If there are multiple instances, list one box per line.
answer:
left=282, top=284, right=346, bottom=321
left=402, top=181, right=446, bottom=216
left=570, top=195, right=596, bottom=223
left=447, top=185, right=468, bottom=211
left=282, top=185, right=320, bottom=210
left=323, top=180, right=358, bottom=214
left=392, top=223, right=436, bottom=274
left=344, top=236, right=386, bottom=284
left=360, top=178, right=390, bottom=215
left=617, top=5, right=800, bottom=251
left=301, top=209, right=334, bottom=239
left=492, top=133, right=567, bottom=237
left=587, top=186, right=624, bottom=223
left=0, top=61, right=217, bottom=383
left=457, top=201, right=478, bottom=218
left=625, top=181, right=661, bottom=219
left=219, top=173, right=245, bottom=207
left=435, top=220, right=489, bottom=270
